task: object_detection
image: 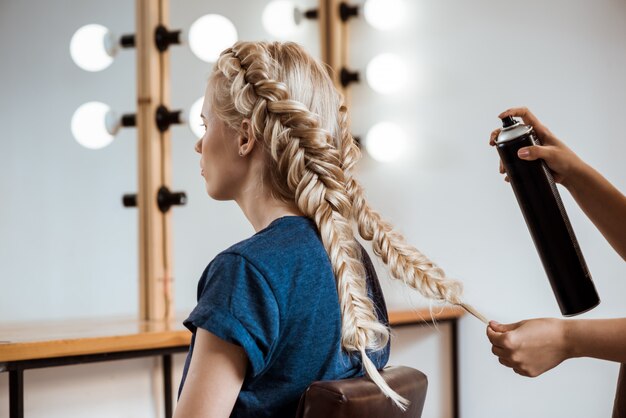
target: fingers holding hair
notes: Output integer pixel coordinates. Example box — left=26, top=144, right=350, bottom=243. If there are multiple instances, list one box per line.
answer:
left=486, top=320, right=522, bottom=349
left=489, top=320, right=523, bottom=333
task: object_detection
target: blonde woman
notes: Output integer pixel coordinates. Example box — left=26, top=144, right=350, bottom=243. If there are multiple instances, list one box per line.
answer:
left=174, top=41, right=463, bottom=418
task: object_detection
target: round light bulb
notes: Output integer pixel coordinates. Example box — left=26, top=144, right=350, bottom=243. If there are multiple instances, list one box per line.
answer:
left=262, top=0, right=298, bottom=38
left=189, top=97, right=205, bottom=138
left=365, top=122, right=408, bottom=163
left=71, top=102, right=115, bottom=149
left=189, top=14, right=238, bottom=63
left=70, top=24, right=116, bottom=72
left=366, top=53, right=408, bottom=95
left=364, top=0, right=406, bottom=31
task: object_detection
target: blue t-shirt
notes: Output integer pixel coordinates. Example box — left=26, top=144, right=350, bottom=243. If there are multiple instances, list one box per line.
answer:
left=178, top=215, right=390, bottom=417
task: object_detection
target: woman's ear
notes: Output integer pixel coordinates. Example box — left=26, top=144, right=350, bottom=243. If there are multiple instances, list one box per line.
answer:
left=238, top=118, right=256, bottom=156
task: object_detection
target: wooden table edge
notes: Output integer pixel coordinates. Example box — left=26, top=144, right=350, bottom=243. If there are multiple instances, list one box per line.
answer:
left=0, top=330, right=191, bottom=363
left=0, top=307, right=465, bottom=363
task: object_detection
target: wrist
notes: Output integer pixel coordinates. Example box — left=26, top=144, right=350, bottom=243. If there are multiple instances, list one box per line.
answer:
left=561, top=158, right=590, bottom=191
left=562, top=319, right=582, bottom=359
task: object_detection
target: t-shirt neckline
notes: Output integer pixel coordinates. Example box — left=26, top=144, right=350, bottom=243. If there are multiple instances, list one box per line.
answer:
left=255, top=215, right=310, bottom=235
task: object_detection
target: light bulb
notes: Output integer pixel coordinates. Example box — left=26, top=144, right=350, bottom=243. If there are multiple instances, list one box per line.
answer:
left=365, top=122, right=408, bottom=163
left=70, top=24, right=116, bottom=72
left=71, top=102, right=115, bottom=149
left=189, top=14, right=238, bottom=63
left=366, top=53, right=408, bottom=95
left=189, top=97, right=205, bottom=138
left=364, top=0, right=406, bottom=31
left=262, top=0, right=298, bottom=38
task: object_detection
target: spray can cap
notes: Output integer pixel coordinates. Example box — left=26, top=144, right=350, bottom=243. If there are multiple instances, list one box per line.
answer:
left=501, top=116, right=518, bottom=128
left=497, top=115, right=532, bottom=143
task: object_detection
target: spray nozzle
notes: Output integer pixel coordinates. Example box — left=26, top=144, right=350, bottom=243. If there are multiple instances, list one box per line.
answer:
left=501, top=115, right=517, bottom=128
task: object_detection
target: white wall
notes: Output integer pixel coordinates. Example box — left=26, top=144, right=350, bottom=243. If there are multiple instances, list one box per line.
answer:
left=346, top=1, right=625, bottom=417
left=1, top=0, right=625, bottom=417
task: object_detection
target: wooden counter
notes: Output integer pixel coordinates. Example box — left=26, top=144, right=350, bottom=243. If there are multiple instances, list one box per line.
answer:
left=0, top=315, right=190, bottom=363
left=0, top=307, right=464, bottom=418
left=0, top=307, right=463, bottom=363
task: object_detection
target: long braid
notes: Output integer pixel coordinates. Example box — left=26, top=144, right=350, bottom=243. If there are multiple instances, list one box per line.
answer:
left=334, top=106, right=414, bottom=406
left=257, top=62, right=408, bottom=409
left=353, top=179, right=463, bottom=303
left=337, top=106, right=464, bottom=305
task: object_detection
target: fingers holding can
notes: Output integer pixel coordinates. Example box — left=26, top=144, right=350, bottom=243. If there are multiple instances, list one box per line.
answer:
left=498, top=107, right=539, bottom=127
left=499, top=160, right=510, bottom=182
left=490, top=128, right=501, bottom=146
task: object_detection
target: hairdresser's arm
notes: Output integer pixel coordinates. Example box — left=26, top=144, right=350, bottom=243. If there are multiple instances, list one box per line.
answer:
left=490, top=107, right=626, bottom=260
left=487, top=318, right=626, bottom=377
left=559, top=161, right=626, bottom=260
left=174, top=328, right=247, bottom=418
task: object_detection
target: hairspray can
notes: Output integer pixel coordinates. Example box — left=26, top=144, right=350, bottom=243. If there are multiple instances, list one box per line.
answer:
left=495, top=116, right=600, bottom=316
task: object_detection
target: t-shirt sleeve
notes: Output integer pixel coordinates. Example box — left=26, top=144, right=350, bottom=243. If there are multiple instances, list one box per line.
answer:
left=183, top=252, right=280, bottom=378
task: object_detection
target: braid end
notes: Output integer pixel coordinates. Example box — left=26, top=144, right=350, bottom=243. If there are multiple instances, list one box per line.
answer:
left=360, top=348, right=410, bottom=412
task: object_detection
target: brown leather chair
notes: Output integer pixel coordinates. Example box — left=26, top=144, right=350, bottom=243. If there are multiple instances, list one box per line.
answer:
left=295, top=366, right=428, bottom=418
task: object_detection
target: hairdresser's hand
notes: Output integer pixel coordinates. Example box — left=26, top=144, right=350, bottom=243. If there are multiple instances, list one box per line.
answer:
left=486, top=318, right=571, bottom=378
left=489, top=107, right=585, bottom=188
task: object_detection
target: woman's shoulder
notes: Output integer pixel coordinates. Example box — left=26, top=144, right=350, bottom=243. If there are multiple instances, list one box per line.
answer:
left=219, top=216, right=325, bottom=264
left=197, top=217, right=329, bottom=299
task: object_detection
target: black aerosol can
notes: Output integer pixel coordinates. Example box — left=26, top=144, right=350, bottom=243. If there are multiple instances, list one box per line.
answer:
left=495, top=116, right=600, bottom=316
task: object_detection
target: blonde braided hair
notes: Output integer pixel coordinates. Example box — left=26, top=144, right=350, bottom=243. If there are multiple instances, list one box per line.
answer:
left=210, top=41, right=465, bottom=410
left=338, top=107, right=464, bottom=305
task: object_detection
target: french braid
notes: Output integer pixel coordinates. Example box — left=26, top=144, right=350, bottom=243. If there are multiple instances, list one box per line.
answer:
left=210, top=41, right=466, bottom=410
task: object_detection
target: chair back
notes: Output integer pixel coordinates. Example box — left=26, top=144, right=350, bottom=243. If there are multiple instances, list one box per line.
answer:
left=295, top=366, right=428, bottom=418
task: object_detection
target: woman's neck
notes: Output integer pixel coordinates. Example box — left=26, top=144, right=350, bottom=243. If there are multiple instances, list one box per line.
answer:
left=235, top=190, right=304, bottom=233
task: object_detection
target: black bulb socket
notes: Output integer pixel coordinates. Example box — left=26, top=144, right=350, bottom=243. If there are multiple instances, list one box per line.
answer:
left=120, top=34, right=135, bottom=48
left=156, top=105, right=183, bottom=132
left=339, top=3, right=359, bottom=22
left=155, top=25, right=182, bottom=52
left=304, top=9, right=318, bottom=19
left=122, top=194, right=137, bottom=208
left=158, top=186, right=187, bottom=213
left=121, top=114, right=136, bottom=127
left=123, top=187, right=187, bottom=212
left=340, top=68, right=360, bottom=87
